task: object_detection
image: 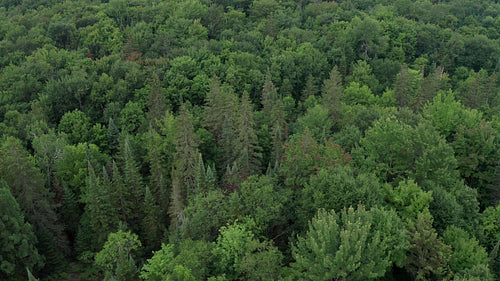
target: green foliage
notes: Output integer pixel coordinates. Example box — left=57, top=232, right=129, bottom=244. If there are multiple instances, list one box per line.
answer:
left=294, top=104, right=334, bottom=142
left=140, top=241, right=213, bottom=281
left=95, top=230, right=141, bottom=281
left=355, top=117, right=458, bottom=186
left=299, top=165, right=383, bottom=230
left=214, top=221, right=282, bottom=280
left=0, top=0, right=499, bottom=278
left=228, top=175, right=289, bottom=237
left=442, top=226, right=489, bottom=275
left=403, top=212, right=451, bottom=281
left=291, top=206, right=407, bottom=280
left=281, top=129, right=350, bottom=188
left=0, top=182, right=43, bottom=281
left=384, top=179, right=433, bottom=222
left=58, top=109, right=91, bottom=145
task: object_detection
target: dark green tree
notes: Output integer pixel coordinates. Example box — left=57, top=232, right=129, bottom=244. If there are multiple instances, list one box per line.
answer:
left=174, top=103, right=200, bottom=198
left=235, top=91, right=261, bottom=177
left=403, top=211, right=451, bottom=281
left=0, top=183, right=43, bottom=281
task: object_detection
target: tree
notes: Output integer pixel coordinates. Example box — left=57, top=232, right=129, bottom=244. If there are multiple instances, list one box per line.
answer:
left=442, top=226, right=490, bottom=275
left=95, top=230, right=142, bottom=281
left=321, top=66, right=344, bottom=123
left=0, top=137, right=69, bottom=271
left=174, top=103, right=200, bottom=198
left=298, top=165, right=383, bottom=230
left=384, top=179, right=433, bottom=222
left=291, top=206, right=407, bottom=281
left=58, top=109, right=91, bottom=145
left=403, top=212, right=451, bottom=281
left=281, top=129, right=349, bottom=188
left=294, top=104, right=334, bottom=143
left=0, top=183, right=43, bottom=281
left=214, top=221, right=283, bottom=280
left=141, top=186, right=164, bottom=254
left=140, top=239, right=214, bottom=281
left=393, top=65, right=420, bottom=108
left=228, top=175, right=289, bottom=238
left=234, top=91, right=261, bottom=177
left=81, top=162, right=119, bottom=248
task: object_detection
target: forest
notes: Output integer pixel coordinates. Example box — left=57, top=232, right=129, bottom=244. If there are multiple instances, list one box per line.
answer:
left=0, top=0, right=499, bottom=280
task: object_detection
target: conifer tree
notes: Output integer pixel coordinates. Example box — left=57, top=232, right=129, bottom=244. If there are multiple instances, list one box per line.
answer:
left=0, top=137, right=69, bottom=271
left=204, top=79, right=237, bottom=142
left=235, top=91, right=261, bottom=177
left=174, top=103, right=200, bottom=198
left=292, top=206, right=407, bottom=281
left=107, top=117, right=120, bottom=155
left=82, top=162, right=119, bottom=246
left=120, top=135, right=144, bottom=232
left=413, top=66, right=447, bottom=112
left=0, top=183, right=43, bottom=281
left=321, top=66, right=344, bottom=122
left=169, top=169, right=185, bottom=238
left=404, top=212, right=451, bottom=281
left=142, top=186, right=163, bottom=254
left=147, top=72, right=168, bottom=129
left=220, top=115, right=236, bottom=169
left=394, top=65, right=420, bottom=108
left=261, top=69, right=277, bottom=118
left=270, top=98, right=287, bottom=165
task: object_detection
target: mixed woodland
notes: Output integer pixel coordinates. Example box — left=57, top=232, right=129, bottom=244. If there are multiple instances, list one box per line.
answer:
left=0, top=0, right=500, bottom=280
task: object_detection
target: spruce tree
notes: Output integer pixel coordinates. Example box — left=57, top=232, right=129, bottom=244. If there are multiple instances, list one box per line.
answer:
left=0, top=183, right=43, bottom=281
left=107, top=117, right=120, bottom=156
left=321, top=66, right=344, bottom=123
left=261, top=69, right=278, bottom=119
left=0, top=137, right=69, bottom=271
left=120, top=135, right=144, bottom=232
left=235, top=91, right=261, bottom=177
left=147, top=72, right=168, bottom=129
left=174, top=103, right=200, bottom=198
left=141, top=186, right=164, bottom=254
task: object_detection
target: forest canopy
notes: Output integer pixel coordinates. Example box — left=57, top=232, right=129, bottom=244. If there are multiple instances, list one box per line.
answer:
left=0, top=0, right=499, bottom=280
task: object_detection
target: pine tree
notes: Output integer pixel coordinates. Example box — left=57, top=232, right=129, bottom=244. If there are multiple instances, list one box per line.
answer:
left=404, top=212, right=451, bottom=281
left=107, top=117, right=120, bottom=156
left=262, top=69, right=278, bottom=118
left=141, top=186, right=163, bottom=254
left=292, top=206, right=407, bottom=281
left=301, top=75, right=318, bottom=104
left=0, top=183, right=43, bottom=281
left=235, top=91, right=261, bottom=177
left=81, top=162, right=118, bottom=246
left=220, top=115, right=236, bottom=169
left=270, top=98, right=287, bottom=165
left=413, top=66, right=447, bottom=112
left=321, top=66, right=344, bottom=122
left=120, top=135, right=144, bottom=232
left=204, top=78, right=237, bottom=142
left=169, top=169, right=185, bottom=239
left=174, top=103, right=200, bottom=198
left=147, top=72, right=168, bottom=129
left=394, top=65, right=420, bottom=108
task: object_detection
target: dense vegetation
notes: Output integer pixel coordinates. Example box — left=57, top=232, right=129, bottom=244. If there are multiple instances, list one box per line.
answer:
left=0, top=0, right=499, bottom=280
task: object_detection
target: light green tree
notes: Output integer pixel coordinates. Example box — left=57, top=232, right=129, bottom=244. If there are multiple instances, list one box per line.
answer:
left=292, top=205, right=407, bottom=280
left=95, top=230, right=141, bottom=281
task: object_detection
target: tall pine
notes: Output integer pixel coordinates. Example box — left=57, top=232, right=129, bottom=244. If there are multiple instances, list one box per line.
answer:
left=174, top=103, right=200, bottom=199
left=235, top=91, right=261, bottom=177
